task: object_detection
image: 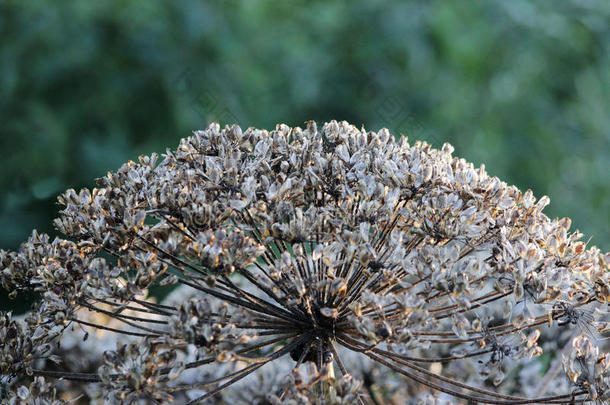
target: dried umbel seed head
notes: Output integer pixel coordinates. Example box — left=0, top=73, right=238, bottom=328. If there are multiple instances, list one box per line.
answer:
left=98, top=338, right=184, bottom=404
left=0, top=312, right=55, bottom=382
left=1, top=121, right=609, bottom=404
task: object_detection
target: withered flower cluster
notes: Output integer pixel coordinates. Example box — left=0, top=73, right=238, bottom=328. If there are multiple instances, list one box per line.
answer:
left=1, top=121, right=609, bottom=404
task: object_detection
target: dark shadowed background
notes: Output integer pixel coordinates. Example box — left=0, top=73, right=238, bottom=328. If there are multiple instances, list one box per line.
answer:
left=1, top=0, right=609, bottom=311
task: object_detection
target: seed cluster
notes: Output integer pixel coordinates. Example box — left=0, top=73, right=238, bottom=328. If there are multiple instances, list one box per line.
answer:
left=5, top=377, right=65, bottom=405
left=1, top=121, right=609, bottom=404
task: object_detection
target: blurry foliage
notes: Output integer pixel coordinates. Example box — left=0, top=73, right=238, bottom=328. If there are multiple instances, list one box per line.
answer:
left=1, top=0, right=609, bottom=310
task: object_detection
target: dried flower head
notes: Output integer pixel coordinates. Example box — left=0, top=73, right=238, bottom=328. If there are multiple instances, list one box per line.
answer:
left=1, top=121, right=609, bottom=403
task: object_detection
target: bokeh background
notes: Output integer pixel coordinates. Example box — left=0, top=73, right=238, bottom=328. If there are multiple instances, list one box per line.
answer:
left=1, top=1, right=609, bottom=310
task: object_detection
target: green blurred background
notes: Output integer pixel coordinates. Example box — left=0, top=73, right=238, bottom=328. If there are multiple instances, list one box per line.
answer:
left=1, top=1, right=609, bottom=309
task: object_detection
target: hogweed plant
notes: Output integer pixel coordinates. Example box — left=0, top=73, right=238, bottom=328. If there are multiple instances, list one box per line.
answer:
left=1, top=121, right=610, bottom=404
